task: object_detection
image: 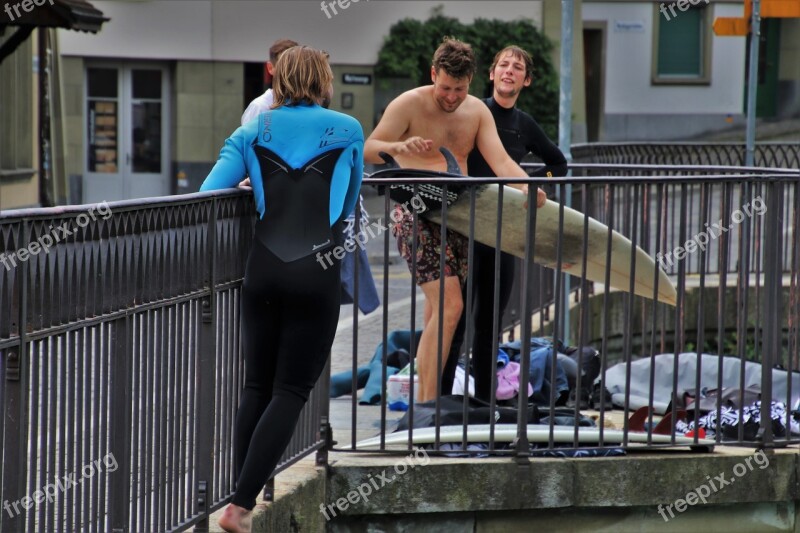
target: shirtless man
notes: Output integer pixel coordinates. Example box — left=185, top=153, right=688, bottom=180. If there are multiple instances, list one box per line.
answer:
left=364, top=37, right=546, bottom=402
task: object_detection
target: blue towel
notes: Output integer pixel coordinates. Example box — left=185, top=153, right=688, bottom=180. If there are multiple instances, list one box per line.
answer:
left=340, top=245, right=380, bottom=314
left=339, top=198, right=380, bottom=314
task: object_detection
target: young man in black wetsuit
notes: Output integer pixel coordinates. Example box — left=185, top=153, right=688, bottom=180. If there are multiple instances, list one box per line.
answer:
left=443, top=45, right=568, bottom=402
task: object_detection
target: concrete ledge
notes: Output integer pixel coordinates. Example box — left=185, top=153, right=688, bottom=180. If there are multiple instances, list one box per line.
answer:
left=323, top=447, right=800, bottom=531
left=202, top=447, right=800, bottom=532
left=328, top=448, right=797, bottom=514
left=329, top=504, right=796, bottom=532
left=204, top=456, right=327, bottom=533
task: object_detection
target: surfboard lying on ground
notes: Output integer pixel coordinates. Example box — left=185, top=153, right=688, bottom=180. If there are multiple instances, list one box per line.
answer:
left=354, top=424, right=715, bottom=448
left=370, top=149, right=677, bottom=306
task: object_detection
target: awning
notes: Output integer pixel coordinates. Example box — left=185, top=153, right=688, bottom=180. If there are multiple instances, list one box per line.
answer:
left=1, top=0, right=109, bottom=32
left=0, top=0, right=107, bottom=64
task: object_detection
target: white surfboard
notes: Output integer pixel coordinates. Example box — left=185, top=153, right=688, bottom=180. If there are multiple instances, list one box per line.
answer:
left=355, top=424, right=714, bottom=448
left=427, top=187, right=678, bottom=306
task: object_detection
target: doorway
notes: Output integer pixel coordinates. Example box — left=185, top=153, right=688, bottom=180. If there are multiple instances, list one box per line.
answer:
left=83, top=63, right=170, bottom=203
left=744, top=18, right=781, bottom=118
left=583, top=24, right=606, bottom=142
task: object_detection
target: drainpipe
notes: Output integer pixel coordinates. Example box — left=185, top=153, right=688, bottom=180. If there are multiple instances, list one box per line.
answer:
left=559, top=0, right=574, bottom=344
left=745, top=0, right=761, bottom=167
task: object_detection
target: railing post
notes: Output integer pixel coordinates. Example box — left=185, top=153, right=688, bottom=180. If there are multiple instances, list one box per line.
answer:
left=759, top=180, right=782, bottom=447
left=316, top=356, right=332, bottom=467
left=1, top=220, right=29, bottom=533
left=108, top=315, right=132, bottom=532
left=194, top=199, right=218, bottom=532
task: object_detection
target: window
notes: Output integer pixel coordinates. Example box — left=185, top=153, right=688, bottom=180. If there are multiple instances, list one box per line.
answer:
left=652, top=4, right=712, bottom=84
left=0, top=31, right=34, bottom=179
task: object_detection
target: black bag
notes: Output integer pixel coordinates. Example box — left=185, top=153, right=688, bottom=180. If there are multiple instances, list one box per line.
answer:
left=395, top=395, right=537, bottom=431
left=394, top=395, right=595, bottom=432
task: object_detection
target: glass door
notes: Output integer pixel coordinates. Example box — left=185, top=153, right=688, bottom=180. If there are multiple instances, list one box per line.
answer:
left=128, top=68, right=166, bottom=198
left=84, top=63, right=169, bottom=203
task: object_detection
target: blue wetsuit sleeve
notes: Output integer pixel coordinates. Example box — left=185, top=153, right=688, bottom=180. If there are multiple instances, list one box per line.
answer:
left=200, top=127, right=249, bottom=191
left=340, top=141, right=364, bottom=221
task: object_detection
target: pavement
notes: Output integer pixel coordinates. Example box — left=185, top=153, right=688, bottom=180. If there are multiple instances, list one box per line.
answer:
left=329, top=185, right=424, bottom=447
left=689, top=117, right=800, bottom=142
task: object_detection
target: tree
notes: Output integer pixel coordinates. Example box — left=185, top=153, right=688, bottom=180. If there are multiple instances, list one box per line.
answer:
left=375, top=6, right=559, bottom=139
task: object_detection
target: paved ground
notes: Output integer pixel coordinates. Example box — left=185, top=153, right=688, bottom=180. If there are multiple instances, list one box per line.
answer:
left=690, top=117, right=800, bottom=142
left=329, top=187, right=425, bottom=447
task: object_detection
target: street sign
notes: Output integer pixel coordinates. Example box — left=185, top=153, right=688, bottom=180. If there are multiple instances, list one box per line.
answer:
left=713, top=0, right=799, bottom=35
left=342, top=73, right=372, bottom=85
left=713, top=17, right=749, bottom=36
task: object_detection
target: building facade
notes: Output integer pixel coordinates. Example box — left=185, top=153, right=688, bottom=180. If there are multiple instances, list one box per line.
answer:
left=2, top=0, right=797, bottom=209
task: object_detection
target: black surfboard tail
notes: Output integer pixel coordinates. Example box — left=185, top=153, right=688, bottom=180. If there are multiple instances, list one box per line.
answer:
left=438, top=146, right=462, bottom=175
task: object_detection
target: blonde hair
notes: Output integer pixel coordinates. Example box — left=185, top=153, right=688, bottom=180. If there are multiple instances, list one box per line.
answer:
left=271, top=46, right=333, bottom=108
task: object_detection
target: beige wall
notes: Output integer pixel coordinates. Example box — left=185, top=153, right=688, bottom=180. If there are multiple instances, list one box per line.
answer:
left=59, top=1, right=543, bottom=65
left=0, top=32, right=38, bottom=210
left=174, top=61, right=244, bottom=164
left=330, top=65, right=376, bottom=137
left=61, top=56, right=84, bottom=183
left=543, top=0, right=587, bottom=143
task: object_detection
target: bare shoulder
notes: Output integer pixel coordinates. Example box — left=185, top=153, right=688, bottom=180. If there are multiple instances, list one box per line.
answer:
left=389, top=86, right=428, bottom=109
left=464, top=95, right=491, bottom=116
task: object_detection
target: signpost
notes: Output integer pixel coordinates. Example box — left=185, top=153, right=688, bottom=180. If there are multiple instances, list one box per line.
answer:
left=713, top=0, right=800, bottom=166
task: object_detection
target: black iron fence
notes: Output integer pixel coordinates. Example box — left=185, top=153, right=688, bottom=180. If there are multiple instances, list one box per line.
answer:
left=564, top=164, right=800, bottom=275
left=0, top=190, right=329, bottom=532
left=344, top=168, right=800, bottom=457
left=571, top=142, right=800, bottom=169
left=1, top=142, right=799, bottom=530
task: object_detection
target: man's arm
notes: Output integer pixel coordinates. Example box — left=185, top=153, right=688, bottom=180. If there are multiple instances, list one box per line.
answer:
left=524, top=114, right=568, bottom=178
left=364, top=93, right=432, bottom=163
left=475, top=105, right=546, bottom=207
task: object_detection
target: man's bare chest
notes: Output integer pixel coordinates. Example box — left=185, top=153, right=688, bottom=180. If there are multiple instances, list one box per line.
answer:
left=407, top=116, right=479, bottom=157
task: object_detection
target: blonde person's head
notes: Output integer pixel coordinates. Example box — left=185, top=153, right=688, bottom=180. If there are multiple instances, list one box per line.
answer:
left=271, top=46, right=333, bottom=108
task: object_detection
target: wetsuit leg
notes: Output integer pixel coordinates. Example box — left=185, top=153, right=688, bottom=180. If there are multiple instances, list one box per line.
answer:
left=442, top=243, right=515, bottom=400
left=231, top=239, right=341, bottom=510
left=471, top=244, right=516, bottom=401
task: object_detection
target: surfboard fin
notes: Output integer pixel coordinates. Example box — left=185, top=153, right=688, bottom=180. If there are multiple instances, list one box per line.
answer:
left=439, top=146, right=462, bottom=175
left=378, top=151, right=400, bottom=169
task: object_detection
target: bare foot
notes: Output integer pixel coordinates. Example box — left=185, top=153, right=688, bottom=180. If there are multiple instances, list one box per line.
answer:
left=218, top=503, right=252, bottom=533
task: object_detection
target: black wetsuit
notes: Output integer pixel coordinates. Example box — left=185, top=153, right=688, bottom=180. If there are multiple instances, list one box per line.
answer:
left=201, top=104, right=364, bottom=510
left=442, top=97, right=567, bottom=402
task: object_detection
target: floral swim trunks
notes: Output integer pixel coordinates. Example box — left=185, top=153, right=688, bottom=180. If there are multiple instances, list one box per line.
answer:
left=391, top=206, right=469, bottom=285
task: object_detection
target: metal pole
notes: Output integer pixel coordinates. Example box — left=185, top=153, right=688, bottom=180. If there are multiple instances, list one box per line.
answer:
left=559, top=0, right=574, bottom=343
left=745, top=0, right=761, bottom=166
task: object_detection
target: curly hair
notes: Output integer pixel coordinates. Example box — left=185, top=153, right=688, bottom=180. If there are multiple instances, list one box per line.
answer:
left=432, top=37, right=476, bottom=80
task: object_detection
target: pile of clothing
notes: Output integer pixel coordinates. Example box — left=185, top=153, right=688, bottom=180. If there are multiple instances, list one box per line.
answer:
left=331, top=332, right=602, bottom=408
left=677, top=400, right=800, bottom=440
left=456, top=337, right=601, bottom=407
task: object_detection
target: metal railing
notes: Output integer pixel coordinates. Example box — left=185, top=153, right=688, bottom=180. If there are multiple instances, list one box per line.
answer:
left=1, top=141, right=798, bottom=530
left=0, top=190, right=329, bottom=532
left=571, top=142, right=800, bottom=169
left=341, top=167, right=800, bottom=457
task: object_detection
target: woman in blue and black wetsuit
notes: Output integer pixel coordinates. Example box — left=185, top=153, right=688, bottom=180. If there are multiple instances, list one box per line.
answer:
left=200, top=46, right=364, bottom=533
